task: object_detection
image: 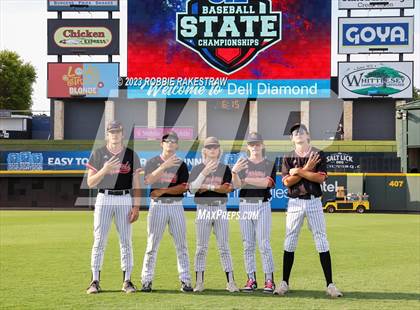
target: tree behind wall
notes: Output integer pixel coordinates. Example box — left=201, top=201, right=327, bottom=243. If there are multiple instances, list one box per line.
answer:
left=413, top=87, right=419, bottom=101
left=0, top=50, right=36, bottom=111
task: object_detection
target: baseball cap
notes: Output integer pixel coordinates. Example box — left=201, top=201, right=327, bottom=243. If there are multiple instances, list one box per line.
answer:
left=289, top=123, right=309, bottom=135
left=203, top=136, right=220, bottom=148
left=246, top=132, right=263, bottom=143
left=162, top=131, right=179, bottom=142
left=107, top=120, right=123, bottom=132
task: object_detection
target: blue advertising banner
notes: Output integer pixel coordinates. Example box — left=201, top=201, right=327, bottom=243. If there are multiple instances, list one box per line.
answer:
left=3, top=151, right=91, bottom=171
left=0, top=150, right=396, bottom=210
left=127, top=79, right=331, bottom=99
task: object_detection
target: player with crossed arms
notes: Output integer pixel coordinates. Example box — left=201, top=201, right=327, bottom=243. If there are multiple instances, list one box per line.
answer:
left=85, top=121, right=141, bottom=294
left=189, top=137, right=239, bottom=293
left=275, top=123, right=343, bottom=298
left=140, top=132, right=193, bottom=292
left=232, top=132, right=277, bottom=293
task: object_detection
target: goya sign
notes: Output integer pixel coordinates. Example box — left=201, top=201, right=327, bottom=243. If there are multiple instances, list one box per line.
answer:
left=47, top=0, right=119, bottom=11
left=47, top=63, right=119, bottom=98
left=338, top=17, right=414, bottom=54
left=339, top=62, right=413, bottom=98
left=48, top=19, right=119, bottom=55
left=338, top=0, right=414, bottom=9
left=176, top=0, right=282, bottom=75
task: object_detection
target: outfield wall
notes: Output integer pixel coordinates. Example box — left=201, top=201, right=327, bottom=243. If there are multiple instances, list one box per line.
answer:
left=1, top=172, right=418, bottom=212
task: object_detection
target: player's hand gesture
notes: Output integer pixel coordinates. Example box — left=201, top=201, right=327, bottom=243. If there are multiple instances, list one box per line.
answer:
left=202, top=160, right=218, bottom=176
left=102, top=155, right=121, bottom=174
left=129, top=207, right=139, bottom=223
left=161, top=155, right=182, bottom=170
left=232, top=157, right=248, bottom=174
left=303, top=152, right=320, bottom=171
left=289, top=168, right=300, bottom=176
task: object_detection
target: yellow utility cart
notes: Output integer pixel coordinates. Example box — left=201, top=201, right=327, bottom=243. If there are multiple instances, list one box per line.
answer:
left=323, top=186, right=370, bottom=213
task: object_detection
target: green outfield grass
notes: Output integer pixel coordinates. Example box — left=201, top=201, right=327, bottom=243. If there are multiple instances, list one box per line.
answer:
left=0, top=211, right=419, bottom=309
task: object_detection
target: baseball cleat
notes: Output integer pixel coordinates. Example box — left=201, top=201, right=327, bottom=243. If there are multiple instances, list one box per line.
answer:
left=141, top=281, right=152, bottom=292
left=326, top=283, right=343, bottom=298
left=122, top=280, right=137, bottom=293
left=181, top=281, right=193, bottom=292
left=226, top=281, right=240, bottom=293
left=273, top=280, right=289, bottom=296
left=241, top=278, right=257, bottom=292
left=86, top=280, right=101, bottom=294
left=263, top=279, right=275, bottom=294
left=194, top=282, right=205, bottom=292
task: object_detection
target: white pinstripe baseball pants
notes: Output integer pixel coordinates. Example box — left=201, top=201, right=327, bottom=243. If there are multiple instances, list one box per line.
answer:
left=141, top=200, right=191, bottom=283
left=195, top=204, right=234, bottom=272
left=239, top=201, right=275, bottom=274
left=284, top=197, right=330, bottom=253
left=91, top=193, right=133, bottom=274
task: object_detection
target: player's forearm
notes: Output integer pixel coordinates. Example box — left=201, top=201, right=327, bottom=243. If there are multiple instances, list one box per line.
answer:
left=144, top=166, right=166, bottom=185
left=132, top=188, right=141, bottom=209
left=87, top=169, right=107, bottom=188
left=189, top=173, right=206, bottom=194
left=213, top=184, right=233, bottom=194
left=132, top=175, right=141, bottom=208
left=244, top=177, right=272, bottom=188
left=297, top=169, right=326, bottom=183
left=231, top=173, right=242, bottom=189
left=160, top=184, right=188, bottom=195
left=283, top=175, right=302, bottom=187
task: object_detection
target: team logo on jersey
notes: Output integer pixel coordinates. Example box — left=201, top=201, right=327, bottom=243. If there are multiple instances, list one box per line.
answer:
left=176, top=0, right=282, bottom=74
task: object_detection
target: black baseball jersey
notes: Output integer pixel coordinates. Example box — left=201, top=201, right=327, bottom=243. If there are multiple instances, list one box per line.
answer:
left=189, top=163, right=232, bottom=204
left=144, top=155, right=189, bottom=198
left=86, top=146, right=141, bottom=190
left=238, top=158, right=276, bottom=200
left=281, top=147, right=327, bottom=198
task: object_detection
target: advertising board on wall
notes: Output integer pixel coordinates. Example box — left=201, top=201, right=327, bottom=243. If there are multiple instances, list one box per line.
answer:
left=338, top=0, right=414, bottom=9
left=338, top=17, right=414, bottom=54
left=47, top=0, right=119, bottom=11
left=48, top=19, right=120, bottom=55
left=127, top=0, right=332, bottom=99
left=47, top=63, right=119, bottom=98
left=338, top=62, right=413, bottom=98
left=134, top=127, right=194, bottom=140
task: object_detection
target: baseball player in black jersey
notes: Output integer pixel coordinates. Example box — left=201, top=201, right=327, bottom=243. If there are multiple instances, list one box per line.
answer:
left=140, top=131, right=193, bottom=292
left=231, top=132, right=277, bottom=293
left=189, top=137, right=239, bottom=293
left=274, top=123, right=343, bottom=298
left=85, top=121, right=141, bottom=294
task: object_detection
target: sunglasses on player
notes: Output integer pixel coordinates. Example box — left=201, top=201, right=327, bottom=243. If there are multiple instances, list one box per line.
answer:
left=204, top=144, right=219, bottom=150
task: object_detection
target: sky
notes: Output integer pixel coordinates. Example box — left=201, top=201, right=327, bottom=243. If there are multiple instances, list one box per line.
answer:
left=0, top=0, right=419, bottom=112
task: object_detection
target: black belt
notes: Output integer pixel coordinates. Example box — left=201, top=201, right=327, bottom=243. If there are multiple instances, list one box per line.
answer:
left=293, top=194, right=319, bottom=200
left=198, top=200, right=226, bottom=207
left=152, top=198, right=182, bottom=204
left=240, top=198, right=269, bottom=203
left=99, top=189, right=130, bottom=195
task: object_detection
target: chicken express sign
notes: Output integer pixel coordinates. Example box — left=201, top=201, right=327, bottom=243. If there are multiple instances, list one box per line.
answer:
left=48, top=19, right=119, bottom=55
